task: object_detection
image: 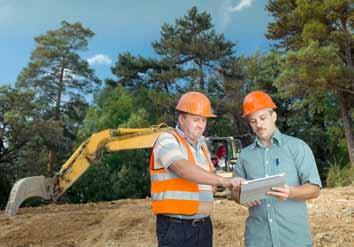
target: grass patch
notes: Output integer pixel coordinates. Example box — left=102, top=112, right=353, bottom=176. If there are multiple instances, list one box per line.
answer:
left=326, top=162, right=354, bottom=187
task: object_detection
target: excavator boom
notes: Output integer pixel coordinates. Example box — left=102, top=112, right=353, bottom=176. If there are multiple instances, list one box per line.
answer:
left=5, top=123, right=172, bottom=216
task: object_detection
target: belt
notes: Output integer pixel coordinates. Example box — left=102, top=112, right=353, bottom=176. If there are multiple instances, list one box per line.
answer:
left=158, top=215, right=210, bottom=226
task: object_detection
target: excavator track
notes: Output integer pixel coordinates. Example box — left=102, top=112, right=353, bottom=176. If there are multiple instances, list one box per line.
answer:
left=5, top=176, right=52, bottom=216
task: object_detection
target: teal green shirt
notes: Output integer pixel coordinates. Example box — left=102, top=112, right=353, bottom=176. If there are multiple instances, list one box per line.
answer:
left=234, top=128, right=322, bottom=247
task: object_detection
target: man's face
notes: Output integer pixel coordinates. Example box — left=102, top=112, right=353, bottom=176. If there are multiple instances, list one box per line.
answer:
left=178, top=113, right=207, bottom=143
left=248, top=108, right=277, bottom=143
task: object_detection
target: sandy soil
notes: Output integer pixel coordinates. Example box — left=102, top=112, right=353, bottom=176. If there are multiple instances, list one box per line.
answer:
left=0, top=186, right=353, bottom=247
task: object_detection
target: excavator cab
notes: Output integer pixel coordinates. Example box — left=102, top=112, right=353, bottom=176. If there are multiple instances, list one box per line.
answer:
left=206, top=136, right=242, bottom=176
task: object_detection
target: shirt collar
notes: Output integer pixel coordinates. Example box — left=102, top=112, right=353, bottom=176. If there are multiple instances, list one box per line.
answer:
left=254, top=128, right=282, bottom=148
left=273, top=128, right=282, bottom=145
left=175, top=124, right=204, bottom=148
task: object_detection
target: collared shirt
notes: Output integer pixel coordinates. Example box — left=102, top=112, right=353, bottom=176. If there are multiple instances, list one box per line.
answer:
left=153, top=125, right=213, bottom=219
left=234, top=128, right=322, bottom=247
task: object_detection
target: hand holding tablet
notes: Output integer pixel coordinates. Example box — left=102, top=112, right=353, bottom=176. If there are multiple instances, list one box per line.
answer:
left=239, top=173, right=287, bottom=204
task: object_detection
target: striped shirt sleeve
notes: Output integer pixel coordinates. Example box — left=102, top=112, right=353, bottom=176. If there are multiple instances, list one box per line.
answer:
left=154, top=132, right=184, bottom=169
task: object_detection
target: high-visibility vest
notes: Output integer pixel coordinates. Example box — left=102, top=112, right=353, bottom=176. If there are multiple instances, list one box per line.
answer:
left=150, top=130, right=214, bottom=215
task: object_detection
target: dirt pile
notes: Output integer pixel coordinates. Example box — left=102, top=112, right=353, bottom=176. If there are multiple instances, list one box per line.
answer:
left=0, top=186, right=353, bottom=247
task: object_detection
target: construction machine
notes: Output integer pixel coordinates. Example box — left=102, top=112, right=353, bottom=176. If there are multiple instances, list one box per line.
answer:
left=5, top=124, right=242, bottom=217
left=206, top=136, right=242, bottom=176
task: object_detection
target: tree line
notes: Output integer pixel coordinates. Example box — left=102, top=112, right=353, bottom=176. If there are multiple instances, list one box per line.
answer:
left=1, top=1, right=353, bottom=207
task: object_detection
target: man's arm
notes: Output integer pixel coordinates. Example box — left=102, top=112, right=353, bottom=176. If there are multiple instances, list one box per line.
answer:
left=169, top=159, right=242, bottom=189
left=267, top=183, right=320, bottom=200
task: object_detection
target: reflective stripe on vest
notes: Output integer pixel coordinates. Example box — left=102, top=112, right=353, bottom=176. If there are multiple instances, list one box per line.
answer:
left=150, top=130, right=213, bottom=215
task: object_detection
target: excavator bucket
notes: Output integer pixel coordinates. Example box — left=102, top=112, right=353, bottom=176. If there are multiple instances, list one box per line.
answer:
left=5, top=176, right=53, bottom=216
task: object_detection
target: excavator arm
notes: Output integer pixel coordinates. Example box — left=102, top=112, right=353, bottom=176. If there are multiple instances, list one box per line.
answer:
left=5, top=123, right=172, bottom=216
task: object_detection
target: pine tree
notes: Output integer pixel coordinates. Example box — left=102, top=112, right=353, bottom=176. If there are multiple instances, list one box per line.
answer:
left=266, top=0, right=354, bottom=165
left=16, top=21, right=100, bottom=175
left=111, top=6, right=237, bottom=93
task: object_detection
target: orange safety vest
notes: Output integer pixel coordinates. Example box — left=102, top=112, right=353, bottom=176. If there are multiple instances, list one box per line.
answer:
left=150, top=130, right=214, bottom=215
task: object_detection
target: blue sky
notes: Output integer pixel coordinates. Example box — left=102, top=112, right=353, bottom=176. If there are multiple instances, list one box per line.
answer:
left=0, top=0, right=271, bottom=86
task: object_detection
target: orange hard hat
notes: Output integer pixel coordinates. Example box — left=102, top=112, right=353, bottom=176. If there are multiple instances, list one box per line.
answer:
left=243, top=91, right=277, bottom=116
left=176, top=91, right=216, bottom=118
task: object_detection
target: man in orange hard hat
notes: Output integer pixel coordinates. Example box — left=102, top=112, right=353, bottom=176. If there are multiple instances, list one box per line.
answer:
left=232, top=91, right=322, bottom=247
left=150, top=91, right=242, bottom=247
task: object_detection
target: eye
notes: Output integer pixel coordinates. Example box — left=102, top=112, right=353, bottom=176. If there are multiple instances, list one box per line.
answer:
left=260, top=115, right=268, bottom=120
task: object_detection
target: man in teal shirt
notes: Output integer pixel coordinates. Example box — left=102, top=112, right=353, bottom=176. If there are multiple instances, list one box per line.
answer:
left=233, top=91, right=322, bottom=247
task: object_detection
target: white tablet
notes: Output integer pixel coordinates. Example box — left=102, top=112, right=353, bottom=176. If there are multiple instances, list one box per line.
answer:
left=240, top=173, right=287, bottom=204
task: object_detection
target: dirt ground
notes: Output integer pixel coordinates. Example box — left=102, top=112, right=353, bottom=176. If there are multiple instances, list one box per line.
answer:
left=0, top=186, right=353, bottom=247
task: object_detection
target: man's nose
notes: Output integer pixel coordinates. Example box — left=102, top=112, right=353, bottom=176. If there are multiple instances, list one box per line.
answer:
left=255, top=120, right=262, bottom=128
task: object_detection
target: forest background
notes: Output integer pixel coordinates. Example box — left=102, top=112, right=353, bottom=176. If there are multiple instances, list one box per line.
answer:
left=0, top=0, right=353, bottom=208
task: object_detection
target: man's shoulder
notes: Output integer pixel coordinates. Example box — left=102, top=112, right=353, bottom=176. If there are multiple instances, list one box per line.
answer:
left=155, top=131, right=179, bottom=147
left=280, top=132, right=307, bottom=147
left=239, top=142, right=257, bottom=157
left=157, top=131, right=176, bottom=140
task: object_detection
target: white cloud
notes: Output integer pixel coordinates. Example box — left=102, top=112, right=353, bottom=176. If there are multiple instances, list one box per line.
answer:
left=87, top=54, right=112, bottom=66
left=218, top=0, right=254, bottom=31
left=229, top=0, right=254, bottom=12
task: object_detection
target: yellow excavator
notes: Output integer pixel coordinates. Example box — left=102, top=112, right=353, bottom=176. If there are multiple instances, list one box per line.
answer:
left=5, top=123, right=241, bottom=216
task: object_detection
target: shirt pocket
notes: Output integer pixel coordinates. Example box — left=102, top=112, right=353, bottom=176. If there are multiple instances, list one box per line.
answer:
left=275, top=156, right=300, bottom=186
left=243, top=158, right=265, bottom=179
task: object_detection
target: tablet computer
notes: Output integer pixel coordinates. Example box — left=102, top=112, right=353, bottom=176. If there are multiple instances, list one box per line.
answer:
left=240, top=173, right=287, bottom=204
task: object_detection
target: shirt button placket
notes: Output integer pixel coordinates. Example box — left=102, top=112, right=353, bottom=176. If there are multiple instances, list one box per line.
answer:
left=264, top=148, right=270, bottom=176
left=267, top=198, right=280, bottom=247
left=265, top=148, right=278, bottom=246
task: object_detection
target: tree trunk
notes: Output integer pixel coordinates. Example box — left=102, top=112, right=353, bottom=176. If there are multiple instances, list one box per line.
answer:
left=199, top=63, right=205, bottom=90
left=163, top=81, right=170, bottom=93
left=47, top=66, right=64, bottom=176
left=47, top=149, right=55, bottom=177
left=341, top=25, right=354, bottom=165
left=55, top=66, right=64, bottom=122
left=338, top=91, right=354, bottom=165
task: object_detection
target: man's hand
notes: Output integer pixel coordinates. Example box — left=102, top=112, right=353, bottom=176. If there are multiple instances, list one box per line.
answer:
left=230, top=177, right=244, bottom=189
left=219, top=177, right=244, bottom=189
left=267, top=184, right=291, bottom=200
left=244, top=200, right=261, bottom=207
left=230, top=178, right=261, bottom=207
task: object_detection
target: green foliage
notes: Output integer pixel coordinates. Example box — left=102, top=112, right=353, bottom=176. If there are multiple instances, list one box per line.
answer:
left=207, top=117, right=234, bottom=137
left=273, top=42, right=351, bottom=172
left=111, top=6, right=237, bottom=93
left=4, top=5, right=354, bottom=210
left=302, top=20, right=328, bottom=45
left=326, top=162, right=354, bottom=187
left=266, top=0, right=353, bottom=51
left=0, top=86, right=36, bottom=172
left=0, top=86, right=43, bottom=208
left=129, top=88, right=175, bottom=126
left=17, top=21, right=100, bottom=102
left=266, top=0, right=354, bottom=165
left=66, top=149, right=151, bottom=203
left=66, top=86, right=154, bottom=202
left=276, top=41, right=348, bottom=99
left=15, top=21, right=100, bottom=175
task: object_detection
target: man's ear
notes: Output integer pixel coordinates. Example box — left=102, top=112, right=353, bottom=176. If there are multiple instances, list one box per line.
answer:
left=272, top=111, right=277, bottom=122
left=178, top=113, right=186, bottom=125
